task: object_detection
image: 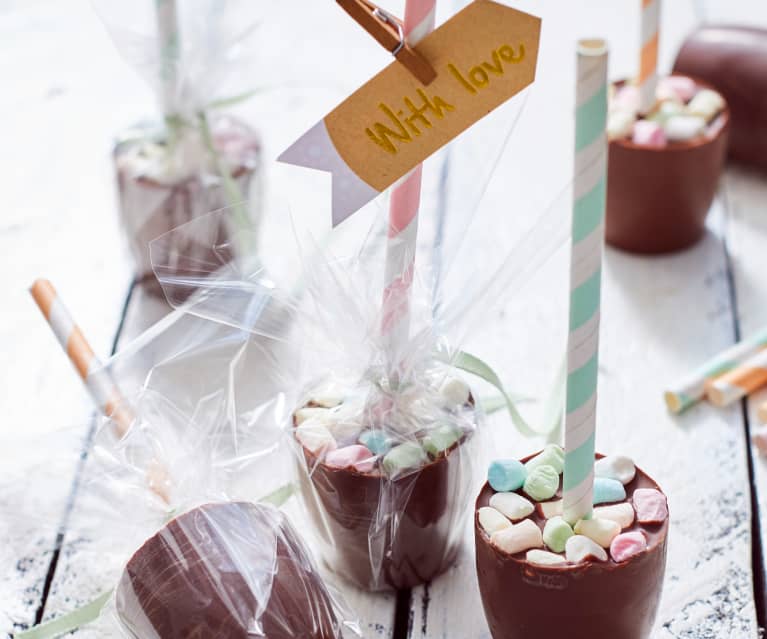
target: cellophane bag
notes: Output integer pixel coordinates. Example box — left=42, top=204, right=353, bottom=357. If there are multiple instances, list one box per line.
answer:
left=2, top=314, right=362, bottom=638
left=96, top=0, right=267, bottom=295
left=147, top=46, right=575, bottom=589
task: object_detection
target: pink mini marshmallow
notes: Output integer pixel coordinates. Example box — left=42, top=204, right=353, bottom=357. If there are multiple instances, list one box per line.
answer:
left=610, top=531, right=648, bottom=562
left=657, top=76, right=697, bottom=103
left=612, top=85, right=639, bottom=114
left=325, top=445, right=376, bottom=473
left=632, top=120, right=667, bottom=148
left=633, top=488, right=668, bottom=524
left=752, top=425, right=767, bottom=457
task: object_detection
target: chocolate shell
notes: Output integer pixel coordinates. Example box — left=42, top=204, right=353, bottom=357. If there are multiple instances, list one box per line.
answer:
left=475, top=454, right=668, bottom=639
left=606, top=77, right=729, bottom=254
left=674, top=26, right=767, bottom=172
left=115, top=502, right=342, bottom=639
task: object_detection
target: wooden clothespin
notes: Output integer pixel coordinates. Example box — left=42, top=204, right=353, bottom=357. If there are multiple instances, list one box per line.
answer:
left=336, top=0, right=437, bottom=85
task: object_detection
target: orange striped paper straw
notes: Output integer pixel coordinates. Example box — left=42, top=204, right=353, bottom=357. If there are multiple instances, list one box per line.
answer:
left=638, top=0, right=660, bottom=114
left=30, top=279, right=170, bottom=502
left=705, top=349, right=767, bottom=408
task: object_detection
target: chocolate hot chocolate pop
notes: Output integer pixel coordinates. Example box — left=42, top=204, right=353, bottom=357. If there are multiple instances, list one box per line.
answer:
left=293, top=372, right=478, bottom=591
left=116, top=502, right=344, bottom=639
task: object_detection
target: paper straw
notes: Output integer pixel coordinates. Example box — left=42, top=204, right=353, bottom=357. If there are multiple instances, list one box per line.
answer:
left=30, top=279, right=170, bottom=503
left=563, top=39, right=608, bottom=526
left=758, top=400, right=767, bottom=423
left=664, top=326, right=767, bottom=413
left=638, top=0, right=660, bottom=114
left=155, top=0, right=180, bottom=118
left=705, top=349, right=767, bottom=407
left=380, top=0, right=436, bottom=371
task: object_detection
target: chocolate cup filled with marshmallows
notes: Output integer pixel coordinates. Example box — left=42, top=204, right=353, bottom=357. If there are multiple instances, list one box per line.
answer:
left=293, top=375, right=478, bottom=591
left=116, top=502, right=343, bottom=639
left=606, top=75, right=729, bottom=254
left=475, top=451, right=668, bottom=639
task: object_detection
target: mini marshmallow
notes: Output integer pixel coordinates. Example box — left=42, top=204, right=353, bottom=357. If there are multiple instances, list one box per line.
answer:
left=593, top=502, right=635, bottom=530
left=422, top=424, right=462, bottom=456
left=608, top=110, right=635, bottom=140
left=543, top=516, right=574, bottom=553
left=593, top=477, right=626, bottom=505
left=633, top=488, right=668, bottom=524
left=632, top=120, right=667, bottom=148
left=479, top=506, right=513, bottom=535
left=526, top=549, right=567, bottom=566
left=359, top=430, right=392, bottom=456
left=647, top=100, right=686, bottom=126
left=490, top=492, right=534, bottom=522
left=294, top=407, right=330, bottom=426
left=657, top=76, right=697, bottom=103
left=610, top=531, right=648, bottom=562
left=565, top=535, right=608, bottom=564
left=383, top=442, right=428, bottom=476
left=612, top=84, right=639, bottom=115
left=664, top=115, right=707, bottom=142
left=306, top=381, right=346, bottom=408
left=688, top=88, right=725, bottom=122
left=488, top=459, right=527, bottom=492
left=537, top=499, right=563, bottom=519
left=491, top=519, right=543, bottom=555
left=594, top=455, right=636, bottom=485
left=525, top=444, right=565, bottom=475
left=325, top=445, right=376, bottom=473
left=574, top=517, right=621, bottom=548
left=524, top=465, right=559, bottom=502
left=296, top=420, right=337, bottom=455
left=440, top=376, right=470, bottom=406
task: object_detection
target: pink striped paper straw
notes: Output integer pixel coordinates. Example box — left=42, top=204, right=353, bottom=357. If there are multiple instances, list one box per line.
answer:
left=381, top=0, right=436, bottom=370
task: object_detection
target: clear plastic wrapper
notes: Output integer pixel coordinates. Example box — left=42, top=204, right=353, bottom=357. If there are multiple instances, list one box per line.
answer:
left=147, top=64, right=575, bottom=589
left=97, top=0, right=267, bottom=294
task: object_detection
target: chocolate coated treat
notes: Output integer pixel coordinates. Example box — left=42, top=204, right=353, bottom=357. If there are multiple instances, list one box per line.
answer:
left=116, top=502, right=341, bottom=639
left=475, top=455, right=668, bottom=639
left=606, top=77, right=729, bottom=254
left=674, top=26, right=767, bottom=172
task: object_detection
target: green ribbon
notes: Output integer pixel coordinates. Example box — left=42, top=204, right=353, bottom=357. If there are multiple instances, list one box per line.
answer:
left=454, top=350, right=565, bottom=443
left=14, top=591, right=111, bottom=639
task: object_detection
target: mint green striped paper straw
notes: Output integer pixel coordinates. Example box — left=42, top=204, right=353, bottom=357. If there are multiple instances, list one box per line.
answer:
left=155, top=0, right=180, bottom=119
left=563, top=39, right=608, bottom=526
left=664, top=325, right=767, bottom=413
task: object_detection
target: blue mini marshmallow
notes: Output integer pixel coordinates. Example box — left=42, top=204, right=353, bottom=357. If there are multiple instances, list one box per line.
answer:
left=593, top=477, right=626, bottom=505
left=359, top=430, right=392, bottom=456
left=488, top=459, right=527, bottom=492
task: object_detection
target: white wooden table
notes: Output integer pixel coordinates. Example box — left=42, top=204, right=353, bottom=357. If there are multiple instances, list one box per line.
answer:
left=2, top=1, right=767, bottom=637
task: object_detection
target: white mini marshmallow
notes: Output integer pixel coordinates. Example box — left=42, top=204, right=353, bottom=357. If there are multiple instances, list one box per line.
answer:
left=490, top=492, right=535, bottom=522
left=607, top=109, right=635, bottom=140
left=479, top=506, right=513, bottom=535
left=688, top=89, right=725, bottom=122
left=296, top=420, right=337, bottom=455
left=294, top=407, right=330, bottom=426
left=664, top=115, right=707, bottom=142
left=536, top=499, right=563, bottom=519
left=565, top=535, right=608, bottom=563
left=491, top=519, right=543, bottom=555
left=440, top=376, right=470, bottom=406
left=306, top=381, right=346, bottom=408
left=526, top=549, right=567, bottom=566
left=593, top=502, right=635, bottom=530
left=574, top=518, right=621, bottom=548
left=594, top=455, right=636, bottom=485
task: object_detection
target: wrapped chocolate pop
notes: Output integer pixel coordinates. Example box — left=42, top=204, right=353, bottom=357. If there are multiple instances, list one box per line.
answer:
left=19, top=282, right=360, bottom=638
left=96, top=0, right=265, bottom=296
